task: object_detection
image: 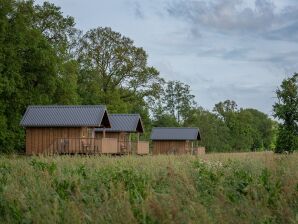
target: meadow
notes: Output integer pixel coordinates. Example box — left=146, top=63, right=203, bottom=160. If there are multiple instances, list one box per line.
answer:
left=0, top=152, right=297, bottom=224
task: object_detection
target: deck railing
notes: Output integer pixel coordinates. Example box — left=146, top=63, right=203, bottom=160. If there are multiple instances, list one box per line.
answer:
left=185, top=147, right=206, bottom=155
left=117, top=140, right=149, bottom=155
left=136, top=141, right=149, bottom=155
left=44, top=138, right=150, bottom=155
left=101, top=138, right=118, bottom=154
left=45, top=138, right=101, bottom=155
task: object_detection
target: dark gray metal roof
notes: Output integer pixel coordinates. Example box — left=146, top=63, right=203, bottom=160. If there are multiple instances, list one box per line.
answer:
left=95, top=114, right=143, bottom=133
left=20, top=105, right=110, bottom=127
left=150, top=127, right=201, bottom=140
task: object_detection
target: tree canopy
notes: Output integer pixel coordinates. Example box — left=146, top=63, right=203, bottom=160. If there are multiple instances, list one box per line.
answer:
left=76, top=27, right=162, bottom=110
left=0, top=0, right=62, bottom=152
left=273, top=73, right=298, bottom=153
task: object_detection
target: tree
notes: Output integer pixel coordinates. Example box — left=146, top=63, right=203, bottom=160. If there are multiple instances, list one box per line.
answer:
left=162, top=80, right=196, bottom=124
left=213, top=100, right=238, bottom=122
left=0, top=0, right=78, bottom=152
left=0, top=0, right=58, bottom=152
left=53, top=60, right=79, bottom=104
left=273, top=73, right=298, bottom=153
left=241, top=108, right=275, bottom=150
left=76, top=27, right=162, bottom=110
left=34, top=2, right=80, bottom=104
left=34, top=1, right=78, bottom=58
left=184, top=107, right=232, bottom=152
left=213, top=100, right=275, bottom=151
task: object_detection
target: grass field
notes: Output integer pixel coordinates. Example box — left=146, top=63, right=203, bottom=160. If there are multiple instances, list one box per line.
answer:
left=0, top=152, right=297, bottom=223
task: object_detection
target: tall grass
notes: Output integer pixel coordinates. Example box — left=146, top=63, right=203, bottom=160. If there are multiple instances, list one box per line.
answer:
left=0, top=152, right=297, bottom=223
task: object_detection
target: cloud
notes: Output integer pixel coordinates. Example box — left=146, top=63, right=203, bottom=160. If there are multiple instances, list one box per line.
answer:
left=133, top=1, right=145, bottom=19
left=34, top=0, right=298, bottom=115
left=265, top=21, right=298, bottom=41
left=167, top=0, right=298, bottom=41
left=199, top=82, right=277, bottom=114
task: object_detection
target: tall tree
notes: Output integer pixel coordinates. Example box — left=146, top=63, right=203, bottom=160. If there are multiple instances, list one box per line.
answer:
left=273, top=73, right=298, bottom=153
left=213, top=100, right=238, bottom=122
left=76, top=27, right=162, bottom=111
left=0, top=0, right=58, bottom=152
left=0, top=0, right=78, bottom=152
left=34, top=2, right=80, bottom=104
left=162, top=80, right=196, bottom=123
left=34, top=1, right=78, bottom=58
left=241, top=108, right=275, bottom=150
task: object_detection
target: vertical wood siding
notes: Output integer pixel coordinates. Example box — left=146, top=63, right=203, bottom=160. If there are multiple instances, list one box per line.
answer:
left=95, top=132, right=129, bottom=153
left=25, top=127, right=82, bottom=155
left=152, top=140, right=188, bottom=155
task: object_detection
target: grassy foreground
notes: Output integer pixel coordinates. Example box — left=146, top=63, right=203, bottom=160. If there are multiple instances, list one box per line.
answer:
left=0, top=152, right=297, bottom=224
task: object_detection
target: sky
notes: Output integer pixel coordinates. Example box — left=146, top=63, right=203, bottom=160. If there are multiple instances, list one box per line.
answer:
left=36, top=0, right=298, bottom=116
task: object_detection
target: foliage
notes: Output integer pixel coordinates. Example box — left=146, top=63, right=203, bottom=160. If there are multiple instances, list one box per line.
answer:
left=273, top=73, right=298, bottom=153
left=0, top=0, right=59, bottom=152
left=33, top=1, right=80, bottom=104
left=153, top=80, right=196, bottom=125
left=184, top=107, right=232, bottom=152
left=76, top=27, right=162, bottom=110
left=210, top=100, right=275, bottom=152
left=0, top=153, right=297, bottom=223
left=152, top=113, right=180, bottom=128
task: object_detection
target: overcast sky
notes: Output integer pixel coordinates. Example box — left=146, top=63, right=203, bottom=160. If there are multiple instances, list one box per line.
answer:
left=36, top=0, right=298, bottom=115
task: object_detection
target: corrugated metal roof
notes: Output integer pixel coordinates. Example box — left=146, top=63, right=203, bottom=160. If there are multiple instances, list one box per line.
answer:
left=150, top=127, right=201, bottom=140
left=95, top=114, right=143, bottom=133
left=20, top=105, right=109, bottom=127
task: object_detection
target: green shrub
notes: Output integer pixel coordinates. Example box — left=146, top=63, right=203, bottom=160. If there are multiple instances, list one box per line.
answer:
left=30, top=159, right=57, bottom=175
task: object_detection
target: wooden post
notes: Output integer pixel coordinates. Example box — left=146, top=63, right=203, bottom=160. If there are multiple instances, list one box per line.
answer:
left=137, top=133, right=140, bottom=155
left=118, top=133, right=120, bottom=153
left=103, top=127, right=106, bottom=138
left=128, top=133, right=131, bottom=154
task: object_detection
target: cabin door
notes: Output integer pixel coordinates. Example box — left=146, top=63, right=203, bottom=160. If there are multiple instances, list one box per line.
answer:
left=119, top=132, right=128, bottom=153
left=168, top=141, right=177, bottom=154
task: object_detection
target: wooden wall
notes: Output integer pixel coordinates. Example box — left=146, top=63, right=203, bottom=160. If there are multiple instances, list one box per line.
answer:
left=95, top=131, right=130, bottom=141
left=26, top=127, right=82, bottom=155
left=95, top=132, right=120, bottom=139
left=152, top=140, right=191, bottom=155
left=95, top=132, right=130, bottom=153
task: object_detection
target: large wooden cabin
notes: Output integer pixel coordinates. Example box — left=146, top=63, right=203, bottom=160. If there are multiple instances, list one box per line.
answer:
left=150, top=127, right=202, bottom=155
left=94, top=114, right=149, bottom=155
left=20, top=105, right=111, bottom=155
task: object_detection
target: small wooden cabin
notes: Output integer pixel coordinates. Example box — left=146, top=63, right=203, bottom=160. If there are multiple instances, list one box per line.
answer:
left=20, top=105, right=111, bottom=155
left=94, top=114, right=149, bottom=154
left=150, top=127, right=201, bottom=155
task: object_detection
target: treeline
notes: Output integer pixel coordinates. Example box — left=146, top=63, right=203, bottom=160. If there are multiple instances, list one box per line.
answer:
left=0, top=1, right=276, bottom=153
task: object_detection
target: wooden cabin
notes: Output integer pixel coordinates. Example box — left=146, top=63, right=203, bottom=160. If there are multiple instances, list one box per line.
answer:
left=20, top=105, right=111, bottom=155
left=94, top=114, right=149, bottom=155
left=150, top=127, right=201, bottom=155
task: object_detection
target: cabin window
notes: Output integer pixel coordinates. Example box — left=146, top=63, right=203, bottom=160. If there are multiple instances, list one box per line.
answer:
left=82, top=128, right=94, bottom=138
left=82, top=128, right=86, bottom=137
left=87, top=128, right=94, bottom=138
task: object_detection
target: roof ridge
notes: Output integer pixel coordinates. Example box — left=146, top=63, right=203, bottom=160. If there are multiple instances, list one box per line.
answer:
left=110, top=113, right=140, bottom=116
left=152, top=127, right=198, bottom=129
left=20, top=105, right=108, bottom=127
left=150, top=127, right=201, bottom=140
left=28, top=105, right=106, bottom=108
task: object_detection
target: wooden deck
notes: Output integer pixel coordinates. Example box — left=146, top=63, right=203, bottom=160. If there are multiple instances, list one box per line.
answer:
left=43, top=138, right=149, bottom=155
